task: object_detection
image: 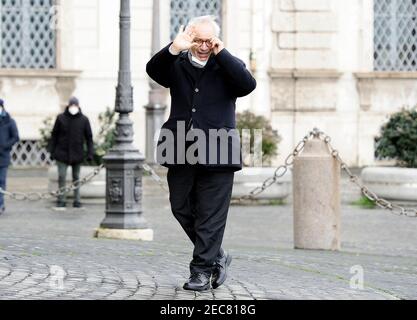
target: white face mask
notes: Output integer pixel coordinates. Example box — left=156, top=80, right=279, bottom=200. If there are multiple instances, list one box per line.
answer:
left=68, top=105, right=79, bottom=115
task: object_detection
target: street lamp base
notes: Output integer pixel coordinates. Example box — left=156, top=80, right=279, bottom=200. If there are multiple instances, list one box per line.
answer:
left=94, top=227, right=154, bottom=241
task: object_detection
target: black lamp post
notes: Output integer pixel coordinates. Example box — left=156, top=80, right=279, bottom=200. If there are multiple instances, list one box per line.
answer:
left=96, top=0, right=153, bottom=241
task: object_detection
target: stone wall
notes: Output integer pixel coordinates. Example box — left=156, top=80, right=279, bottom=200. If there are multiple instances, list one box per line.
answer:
left=270, top=0, right=417, bottom=167
left=1, top=0, right=262, bottom=158
left=3, top=0, right=417, bottom=167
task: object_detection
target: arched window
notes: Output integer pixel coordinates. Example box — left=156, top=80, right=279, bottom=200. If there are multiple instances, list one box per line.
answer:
left=0, top=0, right=56, bottom=69
left=170, top=0, right=222, bottom=40
left=374, top=0, right=417, bottom=71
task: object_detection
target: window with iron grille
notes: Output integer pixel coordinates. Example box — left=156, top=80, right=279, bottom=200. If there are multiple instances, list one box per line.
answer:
left=11, top=140, right=53, bottom=167
left=170, top=0, right=222, bottom=40
left=0, top=0, right=56, bottom=69
left=374, top=0, right=417, bottom=71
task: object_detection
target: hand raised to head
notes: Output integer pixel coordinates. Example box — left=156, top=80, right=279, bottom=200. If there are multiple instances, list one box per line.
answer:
left=210, top=36, right=225, bottom=55
left=171, top=25, right=198, bottom=53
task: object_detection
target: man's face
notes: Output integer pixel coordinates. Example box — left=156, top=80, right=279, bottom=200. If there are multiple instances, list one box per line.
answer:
left=190, top=22, right=216, bottom=61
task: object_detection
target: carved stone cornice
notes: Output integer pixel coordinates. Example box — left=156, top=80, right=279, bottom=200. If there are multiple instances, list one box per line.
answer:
left=269, top=69, right=342, bottom=79
left=0, top=69, right=81, bottom=78
left=354, top=71, right=417, bottom=79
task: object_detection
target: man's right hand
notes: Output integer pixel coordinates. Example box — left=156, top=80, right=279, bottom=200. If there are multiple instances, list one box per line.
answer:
left=171, top=25, right=197, bottom=54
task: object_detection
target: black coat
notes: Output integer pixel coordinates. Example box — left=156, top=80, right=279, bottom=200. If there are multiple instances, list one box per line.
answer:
left=0, top=112, right=19, bottom=167
left=146, top=43, right=257, bottom=171
left=49, top=108, right=94, bottom=165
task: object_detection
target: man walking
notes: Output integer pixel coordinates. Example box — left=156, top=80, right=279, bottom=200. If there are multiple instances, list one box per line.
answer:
left=146, top=16, right=256, bottom=291
left=49, top=97, right=94, bottom=210
left=0, top=99, right=19, bottom=215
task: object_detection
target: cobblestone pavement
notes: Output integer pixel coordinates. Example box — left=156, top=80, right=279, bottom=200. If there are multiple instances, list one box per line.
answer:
left=0, top=169, right=416, bottom=300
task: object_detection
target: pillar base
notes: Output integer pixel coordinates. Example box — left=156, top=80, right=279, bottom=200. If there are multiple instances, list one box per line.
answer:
left=94, top=228, right=154, bottom=241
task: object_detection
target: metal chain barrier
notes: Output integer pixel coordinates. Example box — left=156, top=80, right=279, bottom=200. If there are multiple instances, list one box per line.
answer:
left=0, top=164, right=105, bottom=201
left=0, top=163, right=170, bottom=201
left=236, top=127, right=417, bottom=218
left=141, top=163, right=169, bottom=192
left=318, top=130, right=417, bottom=218
left=234, top=129, right=318, bottom=203
left=1, top=128, right=416, bottom=218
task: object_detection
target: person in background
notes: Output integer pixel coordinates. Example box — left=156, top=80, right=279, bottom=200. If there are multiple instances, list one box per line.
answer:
left=49, top=97, right=94, bottom=210
left=0, top=98, right=20, bottom=215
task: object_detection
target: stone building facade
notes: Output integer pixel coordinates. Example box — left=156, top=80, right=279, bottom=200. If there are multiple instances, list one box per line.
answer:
left=271, top=0, right=417, bottom=167
left=0, top=0, right=416, bottom=167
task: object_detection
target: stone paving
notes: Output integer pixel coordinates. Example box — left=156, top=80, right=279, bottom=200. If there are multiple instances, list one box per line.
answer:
left=0, top=169, right=416, bottom=300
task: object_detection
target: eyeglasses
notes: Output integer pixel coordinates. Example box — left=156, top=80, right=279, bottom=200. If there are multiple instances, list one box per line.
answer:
left=194, top=39, right=213, bottom=48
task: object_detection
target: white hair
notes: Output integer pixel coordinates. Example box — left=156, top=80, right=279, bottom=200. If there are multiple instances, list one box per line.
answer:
left=187, top=15, right=221, bottom=37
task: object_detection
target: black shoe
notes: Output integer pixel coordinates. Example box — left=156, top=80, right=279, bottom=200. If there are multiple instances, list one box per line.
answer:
left=53, top=202, right=66, bottom=211
left=0, top=207, right=4, bottom=215
left=212, top=252, right=232, bottom=289
left=73, top=202, right=83, bottom=209
left=183, top=272, right=211, bottom=292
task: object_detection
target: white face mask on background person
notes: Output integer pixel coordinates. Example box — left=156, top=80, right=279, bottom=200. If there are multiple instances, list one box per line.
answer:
left=68, top=105, right=80, bottom=115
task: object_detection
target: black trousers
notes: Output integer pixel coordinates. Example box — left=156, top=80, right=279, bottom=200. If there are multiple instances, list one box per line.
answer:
left=167, top=165, right=234, bottom=275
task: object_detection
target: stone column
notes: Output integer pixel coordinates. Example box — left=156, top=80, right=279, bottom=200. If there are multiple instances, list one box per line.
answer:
left=293, top=136, right=341, bottom=250
left=144, top=0, right=167, bottom=164
left=96, top=0, right=153, bottom=241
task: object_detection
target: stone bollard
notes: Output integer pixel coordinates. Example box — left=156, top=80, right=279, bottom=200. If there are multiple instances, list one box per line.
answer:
left=293, top=137, right=341, bottom=250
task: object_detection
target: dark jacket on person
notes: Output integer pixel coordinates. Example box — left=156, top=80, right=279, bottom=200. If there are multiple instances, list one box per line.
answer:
left=0, top=112, right=19, bottom=167
left=49, top=107, right=94, bottom=165
left=146, top=43, right=257, bottom=172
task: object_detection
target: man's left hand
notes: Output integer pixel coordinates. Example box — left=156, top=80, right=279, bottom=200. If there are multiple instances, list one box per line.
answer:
left=211, top=37, right=225, bottom=55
